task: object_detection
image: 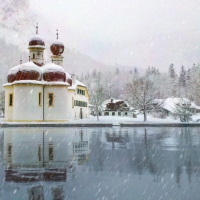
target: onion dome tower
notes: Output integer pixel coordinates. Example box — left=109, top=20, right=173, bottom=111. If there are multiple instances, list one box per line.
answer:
left=28, top=23, right=45, bottom=67
left=50, top=30, right=64, bottom=66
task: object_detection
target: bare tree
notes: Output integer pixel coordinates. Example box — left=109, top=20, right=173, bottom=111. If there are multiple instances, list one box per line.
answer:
left=125, top=76, right=163, bottom=121
left=90, top=72, right=106, bottom=121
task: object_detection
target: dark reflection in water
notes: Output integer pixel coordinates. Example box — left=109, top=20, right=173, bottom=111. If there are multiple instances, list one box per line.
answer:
left=0, top=127, right=200, bottom=199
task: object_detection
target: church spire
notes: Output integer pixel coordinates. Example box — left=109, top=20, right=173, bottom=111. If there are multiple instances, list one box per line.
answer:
left=56, top=29, right=58, bottom=40
left=36, top=22, right=38, bottom=34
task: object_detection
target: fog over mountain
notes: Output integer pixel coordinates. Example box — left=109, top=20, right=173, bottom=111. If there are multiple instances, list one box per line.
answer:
left=1, top=0, right=200, bottom=80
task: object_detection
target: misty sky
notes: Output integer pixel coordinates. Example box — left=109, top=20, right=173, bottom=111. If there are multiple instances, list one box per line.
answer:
left=30, top=0, right=200, bottom=71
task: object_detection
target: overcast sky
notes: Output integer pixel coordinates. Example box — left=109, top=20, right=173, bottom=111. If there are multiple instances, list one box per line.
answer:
left=29, top=0, right=200, bottom=71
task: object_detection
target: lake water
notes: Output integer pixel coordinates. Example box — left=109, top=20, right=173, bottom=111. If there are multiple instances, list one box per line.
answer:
left=0, top=127, right=200, bottom=200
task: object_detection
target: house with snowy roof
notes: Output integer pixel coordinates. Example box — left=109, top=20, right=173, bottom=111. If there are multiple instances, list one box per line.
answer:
left=154, top=98, right=200, bottom=116
left=3, top=26, right=89, bottom=122
left=101, top=98, right=136, bottom=117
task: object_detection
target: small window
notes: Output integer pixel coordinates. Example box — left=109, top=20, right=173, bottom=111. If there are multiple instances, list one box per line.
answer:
left=8, top=143, right=12, bottom=158
left=33, top=53, right=35, bottom=59
left=38, top=144, right=42, bottom=162
left=112, top=112, right=115, bottom=116
left=38, top=52, right=40, bottom=56
left=118, top=112, right=121, bottom=116
left=105, top=112, right=109, bottom=116
left=49, top=143, right=54, bottom=161
left=72, top=97, right=74, bottom=108
left=48, top=93, right=54, bottom=106
left=39, top=93, right=42, bottom=106
left=125, top=112, right=127, bottom=116
left=9, top=94, right=13, bottom=106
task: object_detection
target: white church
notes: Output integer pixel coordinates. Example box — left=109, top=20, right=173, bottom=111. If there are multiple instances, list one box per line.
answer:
left=3, top=27, right=89, bottom=122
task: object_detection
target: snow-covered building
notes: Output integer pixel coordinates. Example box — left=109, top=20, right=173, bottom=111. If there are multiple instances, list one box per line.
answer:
left=154, top=98, right=200, bottom=116
left=101, top=98, right=136, bottom=117
left=3, top=27, right=89, bottom=122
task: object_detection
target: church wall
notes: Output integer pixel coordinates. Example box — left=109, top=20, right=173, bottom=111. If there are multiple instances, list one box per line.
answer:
left=4, top=86, right=14, bottom=121
left=13, top=84, right=43, bottom=122
left=44, top=85, right=68, bottom=122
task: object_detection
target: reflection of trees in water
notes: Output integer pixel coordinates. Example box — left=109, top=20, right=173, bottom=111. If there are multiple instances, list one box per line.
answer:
left=88, top=127, right=200, bottom=186
left=129, top=128, right=164, bottom=181
left=128, top=127, right=200, bottom=186
left=174, top=127, right=200, bottom=187
left=89, top=129, right=104, bottom=172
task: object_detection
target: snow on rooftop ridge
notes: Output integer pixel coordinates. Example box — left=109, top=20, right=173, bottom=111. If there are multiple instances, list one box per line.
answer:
left=42, top=63, right=66, bottom=73
left=3, top=80, right=70, bottom=86
left=68, top=79, right=86, bottom=90
left=29, top=34, right=44, bottom=41
left=76, top=79, right=86, bottom=87
left=66, top=72, right=71, bottom=79
left=102, top=99, right=128, bottom=110
left=8, top=61, right=42, bottom=75
left=52, top=40, right=64, bottom=45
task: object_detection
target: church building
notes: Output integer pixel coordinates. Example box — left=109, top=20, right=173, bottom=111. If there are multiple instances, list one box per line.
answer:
left=3, top=26, right=89, bottom=122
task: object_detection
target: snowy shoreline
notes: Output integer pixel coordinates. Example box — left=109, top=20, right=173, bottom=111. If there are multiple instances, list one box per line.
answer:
left=1, top=114, right=200, bottom=127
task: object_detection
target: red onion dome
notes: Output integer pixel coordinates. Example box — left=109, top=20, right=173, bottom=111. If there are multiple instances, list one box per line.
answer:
left=29, top=35, right=45, bottom=46
left=50, top=41, right=64, bottom=55
left=7, top=62, right=42, bottom=83
left=42, top=63, right=66, bottom=82
left=66, top=72, right=72, bottom=86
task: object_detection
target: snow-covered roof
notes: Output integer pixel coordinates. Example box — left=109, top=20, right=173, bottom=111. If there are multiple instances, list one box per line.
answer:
left=162, top=98, right=200, bottom=113
left=51, top=40, right=64, bottom=45
left=8, top=61, right=42, bottom=75
left=76, top=80, right=86, bottom=87
left=3, top=80, right=69, bottom=87
left=101, top=99, right=132, bottom=110
left=29, top=34, right=44, bottom=41
left=68, top=79, right=86, bottom=90
left=42, top=63, right=66, bottom=73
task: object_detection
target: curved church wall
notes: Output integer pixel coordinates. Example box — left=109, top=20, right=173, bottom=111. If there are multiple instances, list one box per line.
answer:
left=44, top=85, right=68, bottom=122
left=4, top=86, right=14, bottom=121
left=13, top=84, right=43, bottom=122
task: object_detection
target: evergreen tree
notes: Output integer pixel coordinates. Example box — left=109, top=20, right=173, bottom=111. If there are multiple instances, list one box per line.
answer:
left=179, top=65, right=186, bottom=87
left=168, top=63, right=176, bottom=79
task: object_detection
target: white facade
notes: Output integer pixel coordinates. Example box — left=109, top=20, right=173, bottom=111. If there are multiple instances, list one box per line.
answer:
left=44, top=85, right=69, bottom=122
left=13, top=84, right=43, bottom=121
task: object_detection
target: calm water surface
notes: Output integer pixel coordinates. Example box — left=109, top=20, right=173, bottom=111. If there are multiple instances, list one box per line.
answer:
left=0, top=127, right=200, bottom=200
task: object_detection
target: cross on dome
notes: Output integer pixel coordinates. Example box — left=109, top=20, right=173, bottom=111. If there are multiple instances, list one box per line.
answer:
left=36, top=22, right=38, bottom=34
left=56, top=29, right=58, bottom=40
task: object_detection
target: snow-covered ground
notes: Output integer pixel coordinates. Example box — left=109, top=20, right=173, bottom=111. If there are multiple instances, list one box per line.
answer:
left=68, top=114, right=200, bottom=123
left=1, top=114, right=200, bottom=124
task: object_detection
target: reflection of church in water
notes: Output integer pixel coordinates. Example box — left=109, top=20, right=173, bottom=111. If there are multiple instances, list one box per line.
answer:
left=3, top=128, right=90, bottom=199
